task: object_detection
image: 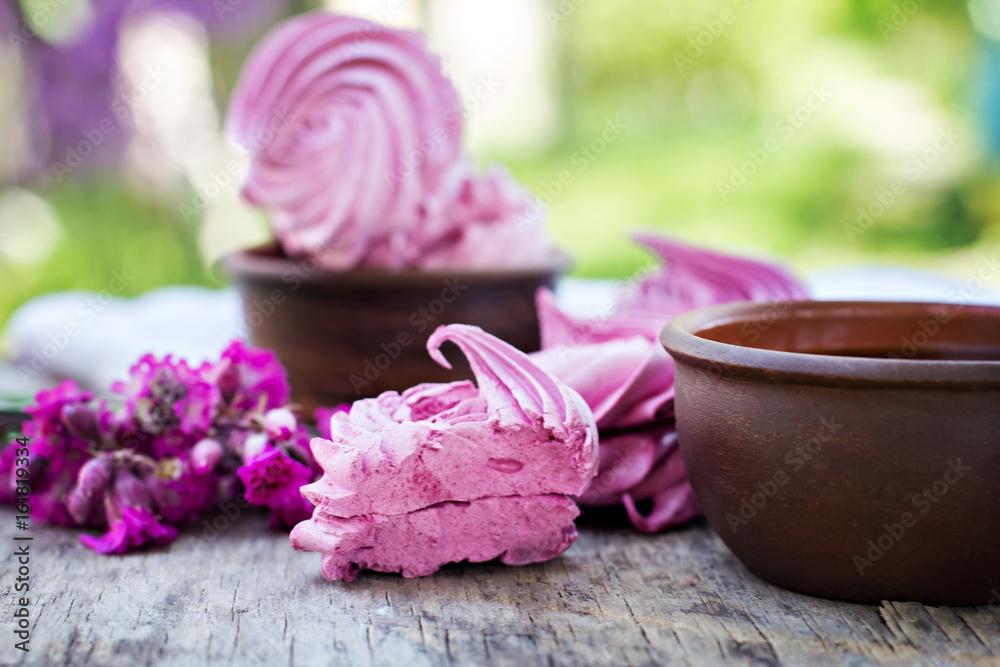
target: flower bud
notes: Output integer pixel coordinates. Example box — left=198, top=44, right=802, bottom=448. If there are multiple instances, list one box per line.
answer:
left=107, top=468, right=154, bottom=522
left=264, top=408, right=296, bottom=441
left=68, top=455, right=114, bottom=524
left=61, top=404, right=99, bottom=442
left=242, top=432, right=269, bottom=462
left=191, top=438, right=224, bottom=474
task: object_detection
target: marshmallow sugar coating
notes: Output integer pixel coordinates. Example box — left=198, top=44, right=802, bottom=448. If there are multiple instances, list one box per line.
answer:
left=291, top=324, right=599, bottom=580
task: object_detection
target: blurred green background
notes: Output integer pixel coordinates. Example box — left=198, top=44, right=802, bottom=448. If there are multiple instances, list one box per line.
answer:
left=2, top=0, right=999, bottom=329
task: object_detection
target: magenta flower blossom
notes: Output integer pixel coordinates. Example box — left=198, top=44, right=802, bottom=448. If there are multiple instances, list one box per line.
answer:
left=23, top=380, right=93, bottom=457
left=79, top=468, right=178, bottom=554
left=263, top=408, right=296, bottom=441
left=29, top=447, right=90, bottom=527
left=114, top=355, right=219, bottom=435
left=60, top=404, right=101, bottom=442
left=175, top=377, right=220, bottom=435
left=238, top=446, right=311, bottom=508
left=533, top=337, right=675, bottom=433
left=112, top=354, right=222, bottom=459
left=18, top=382, right=117, bottom=527
left=190, top=438, right=224, bottom=474
left=240, top=432, right=269, bottom=462
left=211, top=340, right=290, bottom=412
left=80, top=506, right=178, bottom=555
left=144, top=456, right=218, bottom=525
left=67, top=454, right=115, bottom=526
left=3, top=339, right=320, bottom=555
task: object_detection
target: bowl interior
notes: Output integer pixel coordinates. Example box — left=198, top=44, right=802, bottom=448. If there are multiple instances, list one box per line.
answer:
left=694, top=301, right=1000, bottom=360
left=662, top=300, right=1000, bottom=386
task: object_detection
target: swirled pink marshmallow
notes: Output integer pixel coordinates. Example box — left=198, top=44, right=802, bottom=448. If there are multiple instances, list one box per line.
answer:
left=226, top=12, right=553, bottom=270
left=292, top=324, right=598, bottom=580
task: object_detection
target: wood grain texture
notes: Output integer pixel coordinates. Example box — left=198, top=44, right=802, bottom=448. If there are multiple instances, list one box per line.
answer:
left=1, top=506, right=997, bottom=666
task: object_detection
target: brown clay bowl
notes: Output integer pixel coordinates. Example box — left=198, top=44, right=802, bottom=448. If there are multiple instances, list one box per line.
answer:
left=221, top=243, right=569, bottom=415
left=661, top=300, right=1000, bottom=605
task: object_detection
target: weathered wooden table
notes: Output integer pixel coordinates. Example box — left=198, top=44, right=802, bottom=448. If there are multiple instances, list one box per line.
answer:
left=2, top=505, right=998, bottom=666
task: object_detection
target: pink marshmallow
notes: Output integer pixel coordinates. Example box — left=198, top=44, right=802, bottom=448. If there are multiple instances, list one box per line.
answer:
left=225, top=12, right=554, bottom=270
left=532, top=234, right=807, bottom=532
left=294, top=324, right=598, bottom=580
left=291, top=495, right=580, bottom=582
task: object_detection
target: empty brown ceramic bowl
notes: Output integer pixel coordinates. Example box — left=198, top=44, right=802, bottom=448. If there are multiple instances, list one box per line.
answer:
left=661, top=300, right=1000, bottom=605
left=221, top=243, right=569, bottom=415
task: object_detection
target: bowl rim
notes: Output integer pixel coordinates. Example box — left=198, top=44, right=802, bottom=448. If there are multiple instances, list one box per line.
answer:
left=218, top=242, right=573, bottom=286
left=661, top=299, right=1000, bottom=388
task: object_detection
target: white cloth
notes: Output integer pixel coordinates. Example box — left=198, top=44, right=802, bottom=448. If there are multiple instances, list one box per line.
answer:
left=4, top=267, right=999, bottom=394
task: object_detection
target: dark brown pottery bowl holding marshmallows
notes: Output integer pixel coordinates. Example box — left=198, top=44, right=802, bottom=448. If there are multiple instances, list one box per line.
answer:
left=222, top=243, right=569, bottom=415
left=661, top=300, right=1000, bottom=605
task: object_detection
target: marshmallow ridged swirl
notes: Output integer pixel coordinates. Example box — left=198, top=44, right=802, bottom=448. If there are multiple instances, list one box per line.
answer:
left=227, top=13, right=549, bottom=270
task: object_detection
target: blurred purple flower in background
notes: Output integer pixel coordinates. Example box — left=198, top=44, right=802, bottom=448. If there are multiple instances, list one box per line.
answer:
left=145, top=0, right=289, bottom=38
left=4, top=0, right=288, bottom=182
left=22, top=0, right=133, bottom=178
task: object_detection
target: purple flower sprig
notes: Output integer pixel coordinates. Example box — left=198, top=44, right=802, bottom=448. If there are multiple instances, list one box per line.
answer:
left=0, top=341, right=321, bottom=555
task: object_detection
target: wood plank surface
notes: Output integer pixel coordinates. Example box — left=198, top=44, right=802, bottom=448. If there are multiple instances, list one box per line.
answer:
left=1, top=506, right=997, bottom=666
